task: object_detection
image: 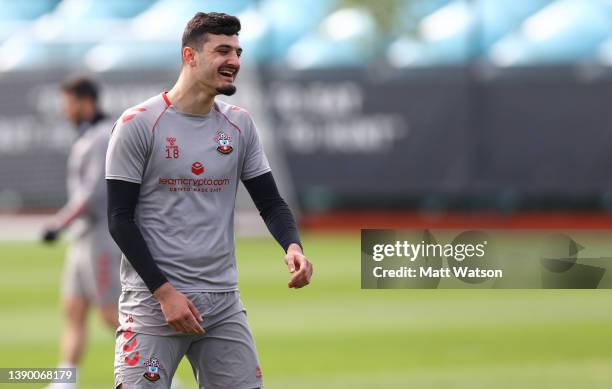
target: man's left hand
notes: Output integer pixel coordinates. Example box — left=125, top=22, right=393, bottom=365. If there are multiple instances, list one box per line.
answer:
left=285, top=243, right=313, bottom=288
left=42, top=227, right=60, bottom=244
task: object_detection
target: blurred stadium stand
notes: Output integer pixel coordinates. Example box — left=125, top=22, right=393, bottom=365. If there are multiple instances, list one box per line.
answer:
left=2, top=0, right=611, bottom=70
left=2, top=0, right=612, bottom=220
left=8, top=0, right=611, bottom=71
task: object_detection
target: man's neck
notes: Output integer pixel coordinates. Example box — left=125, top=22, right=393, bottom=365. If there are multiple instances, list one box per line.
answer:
left=76, top=111, right=104, bottom=133
left=166, top=73, right=216, bottom=115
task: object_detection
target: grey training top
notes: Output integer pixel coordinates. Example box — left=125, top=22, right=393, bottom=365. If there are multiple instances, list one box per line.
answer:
left=62, top=117, right=114, bottom=239
left=105, top=93, right=270, bottom=292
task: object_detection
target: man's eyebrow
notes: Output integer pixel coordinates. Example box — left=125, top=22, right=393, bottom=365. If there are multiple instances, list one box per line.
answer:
left=215, top=44, right=243, bottom=53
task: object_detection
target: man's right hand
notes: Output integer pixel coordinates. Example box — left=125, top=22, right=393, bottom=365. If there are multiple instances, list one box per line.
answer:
left=153, top=282, right=204, bottom=334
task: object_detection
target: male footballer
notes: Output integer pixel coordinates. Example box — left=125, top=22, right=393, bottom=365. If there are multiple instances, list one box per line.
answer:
left=106, top=12, right=313, bottom=389
left=43, top=77, right=121, bottom=389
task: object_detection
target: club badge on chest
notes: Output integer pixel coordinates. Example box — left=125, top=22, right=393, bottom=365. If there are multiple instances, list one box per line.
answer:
left=214, top=131, right=233, bottom=155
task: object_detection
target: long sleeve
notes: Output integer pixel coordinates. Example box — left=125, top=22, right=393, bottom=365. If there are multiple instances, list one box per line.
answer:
left=243, top=172, right=302, bottom=252
left=107, top=179, right=168, bottom=293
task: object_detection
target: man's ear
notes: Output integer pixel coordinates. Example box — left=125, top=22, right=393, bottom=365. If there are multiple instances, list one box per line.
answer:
left=183, top=47, right=197, bottom=67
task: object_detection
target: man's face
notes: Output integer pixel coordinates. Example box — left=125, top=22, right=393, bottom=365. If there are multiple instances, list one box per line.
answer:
left=192, top=33, right=242, bottom=96
left=61, top=92, right=87, bottom=126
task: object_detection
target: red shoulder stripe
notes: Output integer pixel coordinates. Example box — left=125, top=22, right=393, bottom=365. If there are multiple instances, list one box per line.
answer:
left=122, top=107, right=147, bottom=123
left=151, top=105, right=170, bottom=133
left=214, top=104, right=241, bottom=133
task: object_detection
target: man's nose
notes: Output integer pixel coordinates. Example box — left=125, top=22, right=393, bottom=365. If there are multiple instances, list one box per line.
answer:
left=227, top=52, right=240, bottom=67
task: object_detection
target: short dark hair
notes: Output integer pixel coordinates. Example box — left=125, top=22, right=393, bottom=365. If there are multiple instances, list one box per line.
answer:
left=61, top=76, right=99, bottom=101
left=181, top=12, right=241, bottom=51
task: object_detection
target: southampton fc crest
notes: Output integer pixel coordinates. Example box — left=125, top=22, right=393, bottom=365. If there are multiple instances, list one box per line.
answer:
left=143, top=358, right=161, bottom=382
left=214, top=131, right=233, bottom=154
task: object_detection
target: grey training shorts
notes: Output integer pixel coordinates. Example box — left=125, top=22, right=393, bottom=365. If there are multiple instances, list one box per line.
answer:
left=62, top=224, right=121, bottom=305
left=114, top=290, right=263, bottom=389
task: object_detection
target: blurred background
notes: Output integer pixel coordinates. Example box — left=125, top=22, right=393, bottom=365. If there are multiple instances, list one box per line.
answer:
left=5, top=0, right=612, bottom=219
left=2, top=0, right=612, bottom=388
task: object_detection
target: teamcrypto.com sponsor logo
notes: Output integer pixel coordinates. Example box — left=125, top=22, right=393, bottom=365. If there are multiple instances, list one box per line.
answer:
left=158, top=177, right=230, bottom=186
left=361, top=229, right=612, bottom=289
left=157, top=162, right=230, bottom=192
left=158, top=163, right=230, bottom=193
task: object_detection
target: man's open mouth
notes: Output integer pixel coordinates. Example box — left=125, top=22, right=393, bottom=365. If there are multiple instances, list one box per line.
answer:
left=218, top=67, right=237, bottom=81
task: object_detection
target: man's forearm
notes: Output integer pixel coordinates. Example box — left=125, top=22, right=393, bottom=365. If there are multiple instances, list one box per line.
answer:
left=52, top=199, right=89, bottom=230
left=261, top=203, right=302, bottom=252
left=243, top=172, right=302, bottom=252
left=107, top=179, right=168, bottom=294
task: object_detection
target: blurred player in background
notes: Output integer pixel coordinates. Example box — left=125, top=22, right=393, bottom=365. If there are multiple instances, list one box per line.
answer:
left=106, top=12, right=313, bottom=389
left=42, top=77, right=121, bottom=389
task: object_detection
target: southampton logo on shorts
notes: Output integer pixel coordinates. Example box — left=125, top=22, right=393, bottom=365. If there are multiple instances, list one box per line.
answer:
left=214, top=131, right=233, bottom=155
left=143, top=358, right=161, bottom=382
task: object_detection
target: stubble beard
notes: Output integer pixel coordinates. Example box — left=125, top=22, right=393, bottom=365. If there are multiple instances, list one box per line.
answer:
left=216, top=84, right=237, bottom=96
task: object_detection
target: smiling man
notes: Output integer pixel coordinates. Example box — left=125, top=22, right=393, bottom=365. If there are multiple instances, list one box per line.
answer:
left=105, top=12, right=313, bottom=389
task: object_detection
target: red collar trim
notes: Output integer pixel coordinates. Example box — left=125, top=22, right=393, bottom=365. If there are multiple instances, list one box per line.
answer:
left=162, top=91, right=171, bottom=107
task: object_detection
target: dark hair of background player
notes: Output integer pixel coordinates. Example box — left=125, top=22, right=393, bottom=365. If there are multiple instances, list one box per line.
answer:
left=61, top=77, right=99, bottom=102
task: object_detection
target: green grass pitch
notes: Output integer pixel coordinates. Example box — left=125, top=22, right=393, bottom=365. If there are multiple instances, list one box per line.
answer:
left=1, top=233, right=612, bottom=388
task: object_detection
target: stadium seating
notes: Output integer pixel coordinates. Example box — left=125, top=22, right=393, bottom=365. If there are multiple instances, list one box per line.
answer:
left=83, top=0, right=255, bottom=70
left=0, top=0, right=59, bottom=22
left=387, top=0, right=553, bottom=67
left=0, top=0, right=59, bottom=46
left=1, top=0, right=612, bottom=70
left=285, top=7, right=377, bottom=69
left=0, top=0, right=155, bottom=70
left=488, top=0, right=612, bottom=65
